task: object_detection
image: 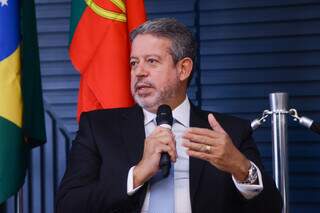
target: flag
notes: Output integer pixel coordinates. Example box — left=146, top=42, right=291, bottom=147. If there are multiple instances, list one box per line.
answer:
left=0, top=0, right=46, bottom=203
left=69, top=0, right=146, bottom=120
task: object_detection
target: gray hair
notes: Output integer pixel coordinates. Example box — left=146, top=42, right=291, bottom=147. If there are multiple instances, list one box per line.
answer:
left=130, top=18, right=197, bottom=83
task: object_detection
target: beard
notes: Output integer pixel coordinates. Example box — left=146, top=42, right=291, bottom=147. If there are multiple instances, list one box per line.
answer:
left=131, top=75, right=180, bottom=112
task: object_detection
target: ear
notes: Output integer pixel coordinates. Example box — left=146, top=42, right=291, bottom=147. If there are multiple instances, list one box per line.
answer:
left=176, top=57, right=193, bottom=82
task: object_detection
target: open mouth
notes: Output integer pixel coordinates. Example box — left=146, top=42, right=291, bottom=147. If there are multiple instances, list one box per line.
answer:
left=135, top=83, right=154, bottom=95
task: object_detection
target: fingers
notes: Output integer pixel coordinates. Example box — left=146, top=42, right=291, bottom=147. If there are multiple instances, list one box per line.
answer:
left=183, top=131, right=217, bottom=146
left=147, top=127, right=177, bottom=162
left=154, top=143, right=177, bottom=162
left=186, top=127, right=220, bottom=139
left=152, top=128, right=176, bottom=152
left=182, top=114, right=227, bottom=148
left=155, top=134, right=177, bottom=162
left=137, top=127, right=177, bottom=183
left=208, top=113, right=225, bottom=133
left=187, top=149, right=211, bottom=161
left=182, top=140, right=213, bottom=153
left=150, top=126, right=173, bottom=137
left=185, top=113, right=226, bottom=139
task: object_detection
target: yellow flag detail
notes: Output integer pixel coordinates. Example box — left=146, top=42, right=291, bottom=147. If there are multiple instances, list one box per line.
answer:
left=110, top=0, right=126, bottom=13
left=85, top=0, right=127, bottom=22
left=0, top=47, right=23, bottom=128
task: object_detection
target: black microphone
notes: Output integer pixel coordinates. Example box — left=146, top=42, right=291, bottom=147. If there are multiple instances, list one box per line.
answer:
left=156, top=104, right=173, bottom=178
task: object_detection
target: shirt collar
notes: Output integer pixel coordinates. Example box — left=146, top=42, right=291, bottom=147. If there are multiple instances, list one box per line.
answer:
left=172, top=97, right=190, bottom=127
left=143, top=96, right=190, bottom=127
left=143, top=108, right=156, bottom=125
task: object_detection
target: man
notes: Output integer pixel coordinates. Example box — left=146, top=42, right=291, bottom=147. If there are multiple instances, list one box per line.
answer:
left=56, top=18, right=282, bottom=213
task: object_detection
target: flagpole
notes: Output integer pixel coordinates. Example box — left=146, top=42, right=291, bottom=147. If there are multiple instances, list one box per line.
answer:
left=14, top=188, right=23, bottom=213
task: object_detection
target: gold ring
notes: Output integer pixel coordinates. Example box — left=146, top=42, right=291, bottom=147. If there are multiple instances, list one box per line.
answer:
left=200, top=145, right=211, bottom=153
left=205, top=145, right=211, bottom=153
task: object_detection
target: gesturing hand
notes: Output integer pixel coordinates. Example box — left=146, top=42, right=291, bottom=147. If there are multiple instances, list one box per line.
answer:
left=182, top=113, right=250, bottom=181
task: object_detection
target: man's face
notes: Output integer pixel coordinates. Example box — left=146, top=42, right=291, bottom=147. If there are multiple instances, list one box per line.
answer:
left=130, top=34, right=184, bottom=112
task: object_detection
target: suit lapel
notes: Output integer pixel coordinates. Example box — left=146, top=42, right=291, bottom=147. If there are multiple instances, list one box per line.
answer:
left=120, top=105, right=146, bottom=166
left=189, top=104, right=211, bottom=203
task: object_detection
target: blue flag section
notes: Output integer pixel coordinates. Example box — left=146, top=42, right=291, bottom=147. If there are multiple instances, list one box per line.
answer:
left=0, top=0, right=20, bottom=61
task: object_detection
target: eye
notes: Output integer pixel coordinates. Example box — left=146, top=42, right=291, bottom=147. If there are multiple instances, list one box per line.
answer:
left=130, top=60, right=138, bottom=67
left=147, top=58, right=158, bottom=64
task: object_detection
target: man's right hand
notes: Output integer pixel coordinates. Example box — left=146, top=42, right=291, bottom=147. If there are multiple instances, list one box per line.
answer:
left=133, top=127, right=177, bottom=188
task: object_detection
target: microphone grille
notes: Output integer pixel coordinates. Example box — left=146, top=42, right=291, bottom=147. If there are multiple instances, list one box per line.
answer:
left=156, top=105, right=173, bottom=126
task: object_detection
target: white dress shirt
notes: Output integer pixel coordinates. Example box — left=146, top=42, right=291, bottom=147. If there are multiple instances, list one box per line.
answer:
left=127, top=97, right=263, bottom=212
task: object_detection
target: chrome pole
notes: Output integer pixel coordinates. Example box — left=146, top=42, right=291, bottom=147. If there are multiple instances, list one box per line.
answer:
left=270, top=92, right=289, bottom=213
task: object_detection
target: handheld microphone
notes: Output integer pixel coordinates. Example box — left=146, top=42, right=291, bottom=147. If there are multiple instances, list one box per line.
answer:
left=156, top=104, right=173, bottom=177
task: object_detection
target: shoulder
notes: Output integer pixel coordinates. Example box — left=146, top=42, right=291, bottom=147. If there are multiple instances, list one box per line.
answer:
left=79, top=105, right=142, bottom=122
left=75, top=105, right=144, bottom=144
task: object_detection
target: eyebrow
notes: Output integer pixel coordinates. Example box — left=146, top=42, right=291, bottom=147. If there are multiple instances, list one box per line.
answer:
left=146, top=54, right=161, bottom=59
left=130, top=54, right=161, bottom=60
left=129, top=56, right=139, bottom=61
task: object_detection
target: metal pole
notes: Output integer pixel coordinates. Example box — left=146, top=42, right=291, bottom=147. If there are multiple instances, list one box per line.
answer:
left=14, top=188, right=23, bottom=213
left=269, top=92, right=289, bottom=213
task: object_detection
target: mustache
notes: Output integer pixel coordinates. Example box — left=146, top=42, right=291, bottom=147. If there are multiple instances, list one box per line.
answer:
left=134, top=80, right=154, bottom=90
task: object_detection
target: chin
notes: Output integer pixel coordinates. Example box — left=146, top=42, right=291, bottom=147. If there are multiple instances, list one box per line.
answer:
left=133, top=95, right=159, bottom=112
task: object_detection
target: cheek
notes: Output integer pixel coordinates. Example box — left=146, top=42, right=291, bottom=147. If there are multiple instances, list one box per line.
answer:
left=162, top=71, right=179, bottom=85
left=130, top=71, right=137, bottom=81
left=130, top=75, right=136, bottom=89
left=130, top=70, right=135, bottom=79
left=151, top=75, right=165, bottom=89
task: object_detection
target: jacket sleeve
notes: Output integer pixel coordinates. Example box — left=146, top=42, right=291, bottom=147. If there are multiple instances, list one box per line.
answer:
left=55, top=112, right=145, bottom=213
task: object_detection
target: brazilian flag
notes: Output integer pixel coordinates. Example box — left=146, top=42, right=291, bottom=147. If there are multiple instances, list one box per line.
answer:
left=0, top=0, right=46, bottom=203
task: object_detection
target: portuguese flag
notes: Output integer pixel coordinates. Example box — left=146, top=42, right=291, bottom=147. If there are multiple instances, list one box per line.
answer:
left=69, top=0, right=146, bottom=119
left=0, top=0, right=46, bottom=203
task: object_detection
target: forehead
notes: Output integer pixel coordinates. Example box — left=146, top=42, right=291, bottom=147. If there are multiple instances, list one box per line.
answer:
left=130, top=34, right=172, bottom=57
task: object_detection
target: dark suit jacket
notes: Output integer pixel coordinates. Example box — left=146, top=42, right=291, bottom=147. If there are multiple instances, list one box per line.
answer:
left=56, top=104, right=282, bottom=213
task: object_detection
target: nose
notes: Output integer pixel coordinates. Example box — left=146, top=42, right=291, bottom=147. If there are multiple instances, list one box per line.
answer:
left=133, top=62, right=148, bottom=77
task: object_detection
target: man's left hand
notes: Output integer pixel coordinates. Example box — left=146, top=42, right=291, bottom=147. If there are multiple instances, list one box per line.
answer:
left=182, top=113, right=251, bottom=182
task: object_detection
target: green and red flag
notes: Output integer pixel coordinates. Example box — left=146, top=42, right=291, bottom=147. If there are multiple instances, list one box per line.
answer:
left=0, top=0, right=46, bottom=203
left=69, top=0, right=146, bottom=120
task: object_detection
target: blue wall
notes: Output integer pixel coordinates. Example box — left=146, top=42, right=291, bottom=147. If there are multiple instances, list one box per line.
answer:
left=4, top=0, right=320, bottom=212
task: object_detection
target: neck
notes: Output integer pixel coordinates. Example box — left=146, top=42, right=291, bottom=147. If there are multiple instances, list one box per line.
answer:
left=144, top=95, right=187, bottom=114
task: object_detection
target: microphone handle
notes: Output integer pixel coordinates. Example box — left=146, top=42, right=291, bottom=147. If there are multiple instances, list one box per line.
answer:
left=157, top=123, right=172, bottom=177
left=159, top=152, right=171, bottom=177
